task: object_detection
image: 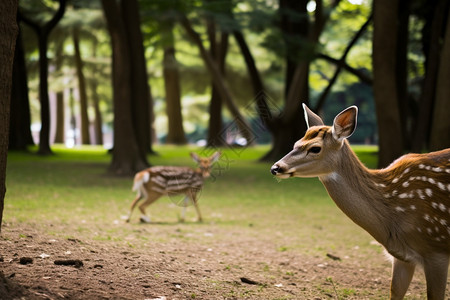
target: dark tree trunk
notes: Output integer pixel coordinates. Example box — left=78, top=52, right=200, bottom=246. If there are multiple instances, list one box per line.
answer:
left=162, top=22, right=186, bottom=145
left=121, top=0, right=154, bottom=153
left=19, top=0, right=66, bottom=155
left=412, top=0, right=448, bottom=152
left=73, top=27, right=91, bottom=145
left=430, top=7, right=450, bottom=151
left=102, top=0, right=149, bottom=175
left=372, top=0, right=403, bottom=167
left=89, top=41, right=103, bottom=145
left=54, top=91, right=64, bottom=144
left=207, top=18, right=227, bottom=147
left=9, top=27, right=33, bottom=150
left=0, top=0, right=19, bottom=233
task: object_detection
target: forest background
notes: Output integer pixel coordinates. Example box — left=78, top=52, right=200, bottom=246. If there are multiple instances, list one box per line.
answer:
left=1, top=0, right=450, bottom=225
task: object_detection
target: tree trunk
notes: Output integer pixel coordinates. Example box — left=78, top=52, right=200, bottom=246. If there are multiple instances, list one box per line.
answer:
left=102, top=0, right=149, bottom=175
left=162, top=22, right=186, bottom=145
left=20, top=0, right=66, bottom=155
left=0, top=0, right=19, bottom=233
left=121, top=0, right=154, bottom=153
left=89, top=40, right=103, bottom=145
left=412, top=0, right=448, bottom=152
left=53, top=40, right=64, bottom=144
left=430, top=7, right=450, bottom=151
left=73, top=27, right=91, bottom=145
left=9, top=27, right=34, bottom=150
left=372, top=0, right=403, bottom=168
left=207, top=19, right=227, bottom=147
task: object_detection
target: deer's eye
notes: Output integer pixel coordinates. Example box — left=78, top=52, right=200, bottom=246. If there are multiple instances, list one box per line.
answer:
left=309, top=146, right=321, bottom=154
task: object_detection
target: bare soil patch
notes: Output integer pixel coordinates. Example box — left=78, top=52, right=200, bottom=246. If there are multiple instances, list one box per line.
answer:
left=0, top=221, right=431, bottom=300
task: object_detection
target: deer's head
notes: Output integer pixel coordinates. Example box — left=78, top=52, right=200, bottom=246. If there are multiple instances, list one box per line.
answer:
left=271, top=104, right=358, bottom=178
left=191, top=151, right=221, bottom=178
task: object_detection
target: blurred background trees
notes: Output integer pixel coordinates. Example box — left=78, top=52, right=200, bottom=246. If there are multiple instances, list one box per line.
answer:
left=8, top=0, right=450, bottom=174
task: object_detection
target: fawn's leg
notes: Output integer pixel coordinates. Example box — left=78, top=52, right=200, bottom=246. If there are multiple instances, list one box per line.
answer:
left=138, top=192, right=161, bottom=223
left=126, top=190, right=145, bottom=223
left=390, top=257, right=415, bottom=300
left=180, top=196, right=189, bottom=222
left=191, top=193, right=202, bottom=222
left=423, top=253, right=449, bottom=300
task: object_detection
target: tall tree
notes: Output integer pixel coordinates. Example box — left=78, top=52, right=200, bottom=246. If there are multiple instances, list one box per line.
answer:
left=53, top=39, right=65, bottom=144
left=0, top=0, right=19, bottom=233
left=162, top=20, right=187, bottom=144
left=9, top=26, right=34, bottom=150
left=19, top=0, right=66, bottom=155
left=430, top=6, right=450, bottom=151
left=372, top=0, right=403, bottom=167
left=73, top=27, right=91, bottom=145
left=102, top=0, right=149, bottom=175
left=121, top=0, right=154, bottom=154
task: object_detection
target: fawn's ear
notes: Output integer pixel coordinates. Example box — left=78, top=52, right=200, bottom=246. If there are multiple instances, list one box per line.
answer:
left=332, top=106, right=358, bottom=142
left=210, top=151, right=221, bottom=163
left=303, top=103, right=324, bottom=128
left=190, top=152, right=201, bottom=163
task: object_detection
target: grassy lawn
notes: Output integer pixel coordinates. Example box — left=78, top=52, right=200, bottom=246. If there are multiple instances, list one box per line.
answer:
left=4, top=144, right=381, bottom=255
left=3, top=144, right=435, bottom=299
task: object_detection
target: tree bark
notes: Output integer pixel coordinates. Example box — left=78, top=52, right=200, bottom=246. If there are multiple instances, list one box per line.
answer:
left=89, top=40, right=103, bottom=145
left=73, top=27, right=91, bottom=145
left=207, top=19, right=227, bottom=147
left=430, top=7, right=450, bottom=151
left=19, top=0, right=66, bottom=155
left=372, top=0, right=403, bottom=167
left=162, top=21, right=186, bottom=145
left=53, top=39, right=64, bottom=144
left=121, top=0, right=154, bottom=153
left=0, top=0, right=19, bottom=233
left=102, top=0, right=149, bottom=175
left=9, top=27, right=34, bottom=150
left=412, top=0, right=448, bottom=152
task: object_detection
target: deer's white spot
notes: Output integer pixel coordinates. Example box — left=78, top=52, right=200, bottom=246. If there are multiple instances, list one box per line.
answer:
left=421, top=176, right=428, bottom=182
left=445, top=169, right=450, bottom=174
left=383, top=193, right=391, bottom=199
left=419, top=164, right=425, bottom=169
left=438, top=182, right=445, bottom=190
left=410, top=205, right=416, bottom=210
left=416, top=189, right=425, bottom=199
left=426, top=166, right=432, bottom=171
left=392, top=177, right=399, bottom=184
left=424, top=214, right=431, bottom=222
left=427, top=228, right=433, bottom=235
left=399, top=193, right=408, bottom=199
left=428, top=178, right=436, bottom=184
left=447, top=184, right=450, bottom=192
left=402, top=168, right=411, bottom=175
left=425, top=188, right=433, bottom=197
left=417, top=227, right=422, bottom=233
left=432, top=202, right=438, bottom=209
left=432, top=167, right=442, bottom=172
left=439, top=203, right=447, bottom=212
left=440, top=219, right=447, bottom=226
left=395, top=206, right=405, bottom=212
left=435, top=237, right=441, bottom=242
left=402, top=181, right=410, bottom=187
left=392, top=190, right=398, bottom=196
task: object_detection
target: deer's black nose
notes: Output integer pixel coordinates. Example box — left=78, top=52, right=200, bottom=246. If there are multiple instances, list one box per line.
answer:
left=271, top=165, right=281, bottom=175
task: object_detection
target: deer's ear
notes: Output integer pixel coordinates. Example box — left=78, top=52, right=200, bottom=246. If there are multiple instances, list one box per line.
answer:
left=190, top=152, right=201, bottom=163
left=303, top=103, right=324, bottom=128
left=210, top=151, right=221, bottom=163
left=332, top=106, right=358, bottom=142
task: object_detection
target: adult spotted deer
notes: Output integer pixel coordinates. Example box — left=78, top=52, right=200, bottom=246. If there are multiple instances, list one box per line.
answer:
left=126, top=152, right=221, bottom=223
left=271, top=104, right=450, bottom=300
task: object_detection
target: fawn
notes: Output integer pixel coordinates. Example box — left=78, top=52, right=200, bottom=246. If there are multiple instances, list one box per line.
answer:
left=126, top=151, right=221, bottom=223
left=271, top=104, right=450, bottom=300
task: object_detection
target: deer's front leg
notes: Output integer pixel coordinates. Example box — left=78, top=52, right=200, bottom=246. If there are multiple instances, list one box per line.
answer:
left=390, top=257, right=415, bottom=300
left=190, top=192, right=202, bottom=222
left=423, top=254, right=449, bottom=300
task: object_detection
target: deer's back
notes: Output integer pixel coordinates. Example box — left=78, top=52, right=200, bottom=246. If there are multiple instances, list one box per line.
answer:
left=145, top=166, right=203, bottom=195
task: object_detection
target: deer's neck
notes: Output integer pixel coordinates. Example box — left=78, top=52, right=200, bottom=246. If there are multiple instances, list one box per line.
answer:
left=318, top=143, right=392, bottom=245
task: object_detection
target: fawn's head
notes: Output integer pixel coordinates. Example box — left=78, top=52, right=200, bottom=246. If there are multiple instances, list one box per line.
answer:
left=271, top=104, right=358, bottom=178
left=191, top=151, right=221, bottom=178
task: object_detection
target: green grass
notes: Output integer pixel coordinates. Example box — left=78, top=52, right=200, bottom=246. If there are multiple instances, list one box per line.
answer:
left=4, top=144, right=380, bottom=256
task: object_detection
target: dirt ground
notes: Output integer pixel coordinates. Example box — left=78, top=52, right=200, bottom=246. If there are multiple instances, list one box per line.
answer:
left=0, top=220, right=431, bottom=300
